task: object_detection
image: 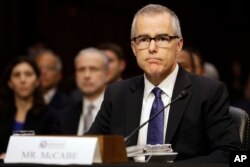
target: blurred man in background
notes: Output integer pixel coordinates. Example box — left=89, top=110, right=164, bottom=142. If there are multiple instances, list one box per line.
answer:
left=53, top=48, right=108, bottom=135
left=98, top=42, right=126, bottom=84
left=35, top=49, right=69, bottom=113
left=177, top=48, right=195, bottom=73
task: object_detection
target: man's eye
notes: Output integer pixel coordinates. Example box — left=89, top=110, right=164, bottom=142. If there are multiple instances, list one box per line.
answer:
left=138, top=37, right=149, bottom=43
left=157, top=36, right=170, bottom=41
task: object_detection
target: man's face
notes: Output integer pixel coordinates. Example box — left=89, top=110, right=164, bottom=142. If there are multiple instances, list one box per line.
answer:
left=131, top=13, right=183, bottom=81
left=75, top=53, right=107, bottom=96
left=104, top=50, right=125, bottom=83
left=8, top=62, right=39, bottom=99
left=36, top=53, right=61, bottom=91
left=193, top=54, right=204, bottom=75
left=177, top=50, right=193, bottom=73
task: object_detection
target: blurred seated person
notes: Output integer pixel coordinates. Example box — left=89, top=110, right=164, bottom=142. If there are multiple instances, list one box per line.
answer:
left=98, top=42, right=126, bottom=84
left=203, top=62, right=220, bottom=80
left=191, top=48, right=219, bottom=80
left=35, top=49, right=69, bottom=113
left=190, top=48, right=205, bottom=76
left=232, top=72, right=250, bottom=114
left=70, top=43, right=124, bottom=102
left=177, top=48, right=195, bottom=73
left=53, top=48, right=108, bottom=135
left=0, top=57, right=53, bottom=156
left=179, top=47, right=219, bottom=80
left=27, top=41, right=47, bottom=57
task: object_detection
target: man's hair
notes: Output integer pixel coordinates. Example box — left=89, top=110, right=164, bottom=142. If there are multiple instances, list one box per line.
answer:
left=98, top=42, right=125, bottom=60
left=35, top=49, right=63, bottom=72
left=75, top=47, right=109, bottom=70
left=131, top=4, right=182, bottom=39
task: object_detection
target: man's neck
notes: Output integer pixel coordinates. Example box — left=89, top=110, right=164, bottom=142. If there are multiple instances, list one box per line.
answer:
left=145, top=64, right=177, bottom=86
left=85, top=88, right=105, bottom=102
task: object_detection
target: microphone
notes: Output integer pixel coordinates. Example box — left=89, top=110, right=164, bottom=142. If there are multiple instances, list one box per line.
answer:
left=124, top=90, right=189, bottom=146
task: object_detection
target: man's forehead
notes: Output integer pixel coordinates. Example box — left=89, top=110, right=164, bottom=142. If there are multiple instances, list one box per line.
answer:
left=136, top=12, right=171, bottom=21
left=135, top=13, right=174, bottom=36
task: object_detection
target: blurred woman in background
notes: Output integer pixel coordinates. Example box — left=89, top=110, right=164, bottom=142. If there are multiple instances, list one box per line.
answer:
left=0, top=56, right=53, bottom=156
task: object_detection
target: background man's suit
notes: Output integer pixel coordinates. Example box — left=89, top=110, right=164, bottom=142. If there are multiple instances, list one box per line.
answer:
left=47, top=90, right=69, bottom=113
left=53, top=94, right=83, bottom=134
left=88, top=67, right=241, bottom=162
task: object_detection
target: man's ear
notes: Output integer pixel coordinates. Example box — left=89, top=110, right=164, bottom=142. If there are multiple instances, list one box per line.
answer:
left=131, top=41, right=137, bottom=57
left=56, top=72, right=62, bottom=83
left=119, top=60, right=126, bottom=73
left=104, top=69, right=110, bottom=83
left=176, top=38, right=184, bottom=55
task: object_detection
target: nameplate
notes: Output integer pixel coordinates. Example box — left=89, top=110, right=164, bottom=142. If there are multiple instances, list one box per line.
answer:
left=4, top=136, right=101, bottom=165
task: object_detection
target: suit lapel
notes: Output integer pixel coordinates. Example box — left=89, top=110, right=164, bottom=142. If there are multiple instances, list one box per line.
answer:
left=66, top=99, right=83, bottom=134
left=125, top=76, right=144, bottom=146
left=165, top=68, right=192, bottom=143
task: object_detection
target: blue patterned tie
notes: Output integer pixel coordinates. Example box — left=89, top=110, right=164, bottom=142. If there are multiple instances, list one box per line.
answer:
left=147, top=87, right=164, bottom=144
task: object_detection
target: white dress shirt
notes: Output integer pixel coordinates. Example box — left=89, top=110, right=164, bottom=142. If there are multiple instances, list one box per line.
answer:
left=77, top=92, right=104, bottom=135
left=43, top=88, right=57, bottom=104
left=137, top=65, right=179, bottom=145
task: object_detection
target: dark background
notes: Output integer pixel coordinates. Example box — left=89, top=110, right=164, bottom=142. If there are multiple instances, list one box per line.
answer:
left=0, top=0, right=249, bottom=84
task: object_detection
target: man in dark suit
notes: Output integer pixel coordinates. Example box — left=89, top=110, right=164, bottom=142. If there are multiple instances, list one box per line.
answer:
left=88, top=4, right=241, bottom=162
left=53, top=48, right=108, bottom=135
left=35, top=49, right=69, bottom=113
left=98, top=42, right=126, bottom=84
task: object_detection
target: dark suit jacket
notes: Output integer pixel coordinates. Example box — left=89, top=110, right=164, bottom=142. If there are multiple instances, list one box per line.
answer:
left=0, top=107, right=54, bottom=153
left=47, top=90, right=69, bottom=113
left=52, top=94, right=83, bottom=135
left=88, top=67, right=241, bottom=162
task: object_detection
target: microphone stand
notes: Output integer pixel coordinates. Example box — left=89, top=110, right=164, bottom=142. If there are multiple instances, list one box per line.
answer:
left=124, top=90, right=188, bottom=146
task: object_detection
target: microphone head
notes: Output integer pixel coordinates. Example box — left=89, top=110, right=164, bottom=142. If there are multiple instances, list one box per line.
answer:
left=178, top=90, right=189, bottom=99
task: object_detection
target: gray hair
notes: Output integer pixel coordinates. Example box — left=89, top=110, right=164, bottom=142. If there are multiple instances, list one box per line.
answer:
left=75, top=47, right=109, bottom=70
left=131, top=4, right=182, bottom=39
left=35, top=49, right=63, bottom=72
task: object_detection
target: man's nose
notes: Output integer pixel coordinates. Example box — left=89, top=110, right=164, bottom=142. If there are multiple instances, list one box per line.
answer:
left=84, top=69, right=91, bottom=78
left=148, top=39, right=158, bottom=52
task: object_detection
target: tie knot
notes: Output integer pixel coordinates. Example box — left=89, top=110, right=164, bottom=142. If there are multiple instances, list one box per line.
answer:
left=152, top=87, right=162, bottom=98
left=88, top=104, right=95, bottom=112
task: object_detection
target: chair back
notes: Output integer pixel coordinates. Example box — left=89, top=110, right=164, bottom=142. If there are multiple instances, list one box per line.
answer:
left=229, top=106, right=250, bottom=150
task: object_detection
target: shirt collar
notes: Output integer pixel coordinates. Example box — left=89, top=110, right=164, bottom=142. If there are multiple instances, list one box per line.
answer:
left=83, top=91, right=105, bottom=108
left=144, top=64, right=179, bottom=98
left=43, top=88, right=57, bottom=104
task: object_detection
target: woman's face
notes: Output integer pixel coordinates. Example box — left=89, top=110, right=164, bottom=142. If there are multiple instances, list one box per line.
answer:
left=8, top=62, right=39, bottom=99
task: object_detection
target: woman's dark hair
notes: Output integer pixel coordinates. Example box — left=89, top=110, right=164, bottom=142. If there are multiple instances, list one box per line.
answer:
left=0, top=56, right=45, bottom=117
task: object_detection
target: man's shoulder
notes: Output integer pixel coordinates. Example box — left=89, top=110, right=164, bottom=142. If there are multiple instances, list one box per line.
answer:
left=186, top=72, right=225, bottom=91
left=56, top=98, right=82, bottom=120
left=54, top=90, right=69, bottom=101
left=190, top=73, right=223, bottom=85
left=69, top=89, right=83, bottom=103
